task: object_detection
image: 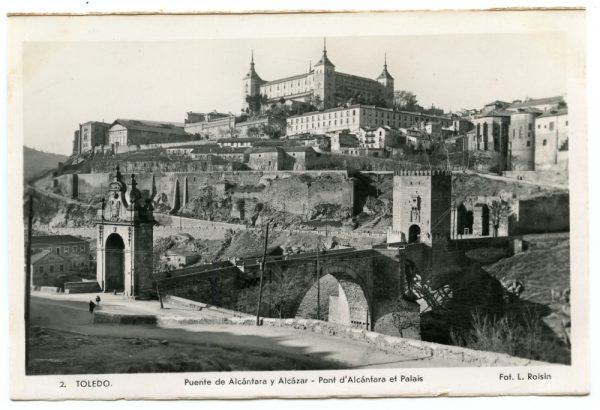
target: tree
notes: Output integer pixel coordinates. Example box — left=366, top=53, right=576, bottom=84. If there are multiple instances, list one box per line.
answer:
left=489, top=199, right=510, bottom=237
left=313, top=95, right=323, bottom=110
left=262, top=267, right=298, bottom=318
left=247, top=126, right=261, bottom=138
left=263, top=104, right=289, bottom=139
left=393, top=90, right=420, bottom=111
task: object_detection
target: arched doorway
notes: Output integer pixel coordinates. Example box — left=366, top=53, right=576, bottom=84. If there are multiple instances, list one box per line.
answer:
left=295, top=273, right=371, bottom=330
left=457, top=204, right=474, bottom=236
left=481, top=205, right=490, bottom=236
left=408, top=224, right=421, bottom=243
left=105, top=233, right=125, bottom=292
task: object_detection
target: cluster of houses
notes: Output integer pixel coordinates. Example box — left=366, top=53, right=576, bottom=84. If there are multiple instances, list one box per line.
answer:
left=70, top=94, right=567, bottom=173
left=29, top=235, right=94, bottom=288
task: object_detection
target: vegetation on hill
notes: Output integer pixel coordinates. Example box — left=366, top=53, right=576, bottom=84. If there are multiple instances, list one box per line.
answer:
left=23, top=146, right=67, bottom=181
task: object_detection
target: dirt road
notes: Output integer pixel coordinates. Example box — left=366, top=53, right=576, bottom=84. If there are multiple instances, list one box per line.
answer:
left=30, top=296, right=466, bottom=369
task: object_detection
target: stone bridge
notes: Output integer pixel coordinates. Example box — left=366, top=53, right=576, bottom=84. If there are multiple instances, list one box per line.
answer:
left=156, top=243, right=462, bottom=338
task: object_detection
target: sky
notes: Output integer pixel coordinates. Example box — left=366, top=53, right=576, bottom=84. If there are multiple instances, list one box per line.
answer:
left=23, top=33, right=567, bottom=155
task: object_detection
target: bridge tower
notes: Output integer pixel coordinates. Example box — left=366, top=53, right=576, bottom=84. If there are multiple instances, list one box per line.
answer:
left=96, top=166, right=155, bottom=297
left=387, top=169, right=452, bottom=247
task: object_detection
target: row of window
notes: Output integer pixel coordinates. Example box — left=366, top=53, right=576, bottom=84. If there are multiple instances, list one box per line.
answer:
left=38, top=264, right=64, bottom=273
left=37, top=245, right=86, bottom=255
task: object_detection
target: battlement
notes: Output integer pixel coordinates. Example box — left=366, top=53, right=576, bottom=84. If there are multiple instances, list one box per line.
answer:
left=394, top=169, right=452, bottom=177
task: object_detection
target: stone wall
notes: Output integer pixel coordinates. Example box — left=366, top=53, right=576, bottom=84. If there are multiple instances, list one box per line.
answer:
left=56, top=170, right=356, bottom=224
left=501, top=169, right=568, bottom=187
left=513, top=193, right=570, bottom=234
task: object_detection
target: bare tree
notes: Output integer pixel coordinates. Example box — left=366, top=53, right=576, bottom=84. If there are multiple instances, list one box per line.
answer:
left=262, top=267, right=298, bottom=318
left=489, top=199, right=510, bottom=237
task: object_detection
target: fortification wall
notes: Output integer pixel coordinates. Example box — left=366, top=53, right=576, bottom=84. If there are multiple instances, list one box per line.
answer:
left=514, top=193, right=570, bottom=234
left=58, top=170, right=355, bottom=222
left=502, top=169, right=568, bottom=187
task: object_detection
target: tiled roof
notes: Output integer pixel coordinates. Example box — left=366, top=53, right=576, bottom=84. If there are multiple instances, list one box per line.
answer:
left=283, top=146, right=315, bottom=153
left=31, top=250, right=51, bottom=264
left=31, top=235, right=87, bottom=245
left=477, top=110, right=513, bottom=118
left=248, top=146, right=283, bottom=154
left=508, top=96, right=565, bottom=109
left=315, top=52, right=334, bottom=67
left=190, top=145, right=221, bottom=154
left=165, top=248, right=198, bottom=257
left=537, top=108, right=568, bottom=118
left=262, top=73, right=308, bottom=86
left=112, top=119, right=186, bottom=135
left=377, top=66, right=394, bottom=81
left=218, top=138, right=262, bottom=143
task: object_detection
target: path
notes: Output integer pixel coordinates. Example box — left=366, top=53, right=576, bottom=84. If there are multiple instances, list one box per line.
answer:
left=30, top=294, right=468, bottom=369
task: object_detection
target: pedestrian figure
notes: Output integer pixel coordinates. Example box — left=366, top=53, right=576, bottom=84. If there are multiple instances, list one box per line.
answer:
left=95, top=295, right=101, bottom=305
left=89, top=300, right=96, bottom=314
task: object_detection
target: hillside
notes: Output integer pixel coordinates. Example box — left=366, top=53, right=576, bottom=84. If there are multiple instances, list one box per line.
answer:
left=23, top=146, right=68, bottom=181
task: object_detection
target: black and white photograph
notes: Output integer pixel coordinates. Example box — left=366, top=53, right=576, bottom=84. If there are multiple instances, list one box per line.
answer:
left=6, top=8, right=589, bottom=399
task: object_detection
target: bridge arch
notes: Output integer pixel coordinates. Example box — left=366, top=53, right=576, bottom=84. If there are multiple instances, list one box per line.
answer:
left=294, top=263, right=372, bottom=330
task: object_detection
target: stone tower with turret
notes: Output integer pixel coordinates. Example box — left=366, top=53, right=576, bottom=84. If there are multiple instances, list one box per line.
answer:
left=96, top=166, right=155, bottom=297
left=387, top=169, right=452, bottom=246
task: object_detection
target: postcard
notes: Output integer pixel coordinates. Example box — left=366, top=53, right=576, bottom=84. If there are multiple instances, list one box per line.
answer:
left=7, top=9, right=588, bottom=399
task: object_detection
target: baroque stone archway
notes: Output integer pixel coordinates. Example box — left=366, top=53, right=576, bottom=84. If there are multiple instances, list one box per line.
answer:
left=104, top=233, right=125, bottom=292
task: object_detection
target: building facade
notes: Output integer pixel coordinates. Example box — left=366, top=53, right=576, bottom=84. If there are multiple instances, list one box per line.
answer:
left=78, top=121, right=111, bottom=154
left=183, top=111, right=237, bottom=139
left=31, top=235, right=91, bottom=269
left=534, top=108, right=568, bottom=170
left=286, top=104, right=452, bottom=136
left=247, top=147, right=286, bottom=170
left=242, top=41, right=394, bottom=111
left=30, top=251, right=73, bottom=287
left=508, top=109, right=540, bottom=171
left=470, top=111, right=511, bottom=155
left=107, top=119, right=189, bottom=150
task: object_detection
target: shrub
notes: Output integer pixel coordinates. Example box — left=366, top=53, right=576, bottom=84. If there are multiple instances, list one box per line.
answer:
left=450, top=308, right=570, bottom=364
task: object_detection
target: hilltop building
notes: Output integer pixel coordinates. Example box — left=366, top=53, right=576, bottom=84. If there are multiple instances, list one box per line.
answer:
left=286, top=104, right=452, bottom=136
left=507, top=95, right=566, bottom=113
left=107, top=119, right=191, bottom=152
left=508, top=108, right=541, bottom=171
left=242, top=41, right=395, bottom=112
left=534, top=108, right=568, bottom=170
left=72, top=121, right=111, bottom=155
